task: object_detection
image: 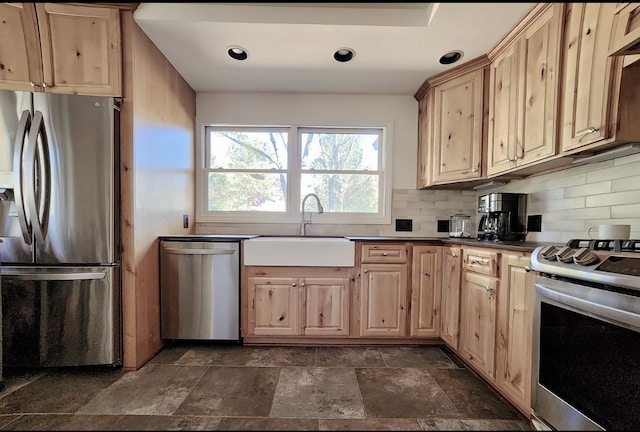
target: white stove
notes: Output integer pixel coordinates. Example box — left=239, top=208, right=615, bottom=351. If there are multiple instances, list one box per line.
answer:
left=530, top=239, right=640, bottom=293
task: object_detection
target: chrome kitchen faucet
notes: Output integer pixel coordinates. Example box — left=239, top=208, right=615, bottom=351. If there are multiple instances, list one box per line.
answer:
left=300, top=193, right=324, bottom=236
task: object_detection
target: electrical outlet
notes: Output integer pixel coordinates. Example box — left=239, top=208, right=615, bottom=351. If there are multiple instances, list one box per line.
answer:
left=183, top=214, right=189, bottom=229
left=395, top=219, right=412, bottom=232
left=527, top=215, right=542, bottom=232
left=437, top=219, right=450, bottom=233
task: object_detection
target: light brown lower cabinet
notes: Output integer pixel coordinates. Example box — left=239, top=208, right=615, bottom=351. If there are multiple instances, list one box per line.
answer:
left=440, top=246, right=462, bottom=349
left=459, top=270, right=499, bottom=380
left=360, top=263, right=409, bottom=337
left=246, top=274, right=350, bottom=337
left=495, top=251, right=534, bottom=414
left=410, top=246, right=442, bottom=337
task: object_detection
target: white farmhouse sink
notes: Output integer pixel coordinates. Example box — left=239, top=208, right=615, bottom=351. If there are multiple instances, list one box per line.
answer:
left=243, top=236, right=355, bottom=267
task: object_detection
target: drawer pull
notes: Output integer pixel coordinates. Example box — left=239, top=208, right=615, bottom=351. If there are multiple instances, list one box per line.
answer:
left=471, top=258, right=489, bottom=265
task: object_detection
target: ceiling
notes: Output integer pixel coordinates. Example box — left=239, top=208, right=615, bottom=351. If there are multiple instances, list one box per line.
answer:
left=133, top=2, right=534, bottom=96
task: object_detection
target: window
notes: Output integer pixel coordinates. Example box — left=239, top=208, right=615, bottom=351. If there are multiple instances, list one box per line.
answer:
left=199, top=125, right=390, bottom=224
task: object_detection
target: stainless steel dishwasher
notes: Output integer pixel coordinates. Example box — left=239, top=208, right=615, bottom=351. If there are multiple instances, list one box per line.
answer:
left=160, top=240, right=240, bottom=340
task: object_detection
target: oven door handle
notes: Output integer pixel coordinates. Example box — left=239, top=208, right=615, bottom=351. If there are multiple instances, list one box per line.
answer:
left=535, top=281, right=640, bottom=329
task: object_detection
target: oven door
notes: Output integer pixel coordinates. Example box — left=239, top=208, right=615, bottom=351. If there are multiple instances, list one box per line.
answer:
left=532, top=276, right=640, bottom=431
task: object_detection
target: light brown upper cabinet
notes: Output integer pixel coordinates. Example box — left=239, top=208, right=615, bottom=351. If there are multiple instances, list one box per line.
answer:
left=430, top=67, right=485, bottom=184
left=487, top=3, right=563, bottom=176
left=0, top=3, right=121, bottom=96
left=609, top=2, right=640, bottom=56
left=561, top=2, right=640, bottom=154
left=416, top=89, right=434, bottom=189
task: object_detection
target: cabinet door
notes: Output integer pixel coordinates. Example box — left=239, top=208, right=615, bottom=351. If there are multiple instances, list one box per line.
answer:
left=496, top=252, right=534, bottom=414
left=300, top=277, right=350, bottom=336
left=487, top=41, right=520, bottom=176
left=516, top=3, right=562, bottom=167
left=460, top=271, right=498, bottom=380
left=248, top=277, right=298, bottom=336
left=432, top=68, right=484, bottom=183
left=440, top=247, right=462, bottom=350
left=0, top=3, right=44, bottom=91
left=417, top=90, right=434, bottom=189
left=35, top=3, right=122, bottom=96
left=560, top=3, right=617, bottom=151
left=410, top=246, right=441, bottom=337
left=360, top=264, right=408, bottom=337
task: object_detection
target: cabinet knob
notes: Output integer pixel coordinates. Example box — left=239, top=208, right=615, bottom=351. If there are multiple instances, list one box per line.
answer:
left=424, top=272, right=430, bottom=276
left=300, top=283, right=305, bottom=287
left=30, top=81, right=40, bottom=88
left=484, top=286, right=493, bottom=292
left=525, top=266, right=531, bottom=272
left=382, top=252, right=388, bottom=256
left=292, top=283, right=297, bottom=287
left=472, top=167, right=478, bottom=173
left=42, top=82, right=50, bottom=88
left=452, top=253, right=458, bottom=258
left=363, top=269, right=368, bottom=273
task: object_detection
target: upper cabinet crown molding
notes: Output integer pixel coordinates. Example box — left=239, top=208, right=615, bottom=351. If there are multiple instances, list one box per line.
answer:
left=0, top=2, right=122, bottom=96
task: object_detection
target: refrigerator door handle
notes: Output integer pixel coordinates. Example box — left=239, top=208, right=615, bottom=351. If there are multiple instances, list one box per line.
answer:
left=12, top=109, right=33, bottom=245
left=1, top=271, right=107, bottom=280
left=25, top=110, right=51, bottom=244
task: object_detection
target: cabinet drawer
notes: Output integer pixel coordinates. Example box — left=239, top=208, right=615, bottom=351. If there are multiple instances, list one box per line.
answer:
left=463, top=248, right=500, bottom=277
left=361, top=244, right=408, bottom=263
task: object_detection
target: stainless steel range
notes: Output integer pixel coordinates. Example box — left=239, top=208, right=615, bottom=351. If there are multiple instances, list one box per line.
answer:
left=530, top=239, right=640, bottom=431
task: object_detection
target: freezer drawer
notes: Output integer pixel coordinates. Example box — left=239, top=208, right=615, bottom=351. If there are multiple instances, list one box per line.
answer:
left=1, top=265, right=121, bottom=367
left=160, top=241, right=240, bottom=340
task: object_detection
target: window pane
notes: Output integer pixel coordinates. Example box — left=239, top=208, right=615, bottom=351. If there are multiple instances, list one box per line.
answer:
left=301, top=173, right=378, bottom=213
left=208, top=172, right=287, bottom=211
left=300, top=131, right=379, bottom=170
left=208, top=130, right=288, bottom=170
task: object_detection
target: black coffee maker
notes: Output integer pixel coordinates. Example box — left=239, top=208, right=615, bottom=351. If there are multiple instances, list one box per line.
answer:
left=477, top=193, right=527, bottom=241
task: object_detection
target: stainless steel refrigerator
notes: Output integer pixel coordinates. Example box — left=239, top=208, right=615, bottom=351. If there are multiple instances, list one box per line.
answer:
left=0, top=90, right=121, bottom=367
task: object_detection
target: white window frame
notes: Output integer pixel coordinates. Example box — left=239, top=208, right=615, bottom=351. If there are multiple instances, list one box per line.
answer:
left=196, top=122, right=392, bottom=225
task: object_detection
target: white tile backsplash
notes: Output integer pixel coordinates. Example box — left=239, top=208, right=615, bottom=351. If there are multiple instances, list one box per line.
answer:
left=489, top=153, right=640, bottom=242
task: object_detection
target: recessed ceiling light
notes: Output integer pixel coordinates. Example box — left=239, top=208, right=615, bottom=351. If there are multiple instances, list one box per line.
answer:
left=334, top=48, right=355, bottom=63
left=227, top=46, right=248, bottom=61
left=439, top=50, right=464, bottom=65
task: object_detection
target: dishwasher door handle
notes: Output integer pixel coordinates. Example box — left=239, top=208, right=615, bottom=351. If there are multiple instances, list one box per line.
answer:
left=163, top=248, right=235, bottom=255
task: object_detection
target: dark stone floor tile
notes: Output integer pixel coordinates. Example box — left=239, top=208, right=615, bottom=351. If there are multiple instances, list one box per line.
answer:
left=356, top=368, right=460, bottom=419
left=316, top=347, right=385, bottom=367
left=418, top=418, right=525, bottom=430
left=217, top=417, right=319, bottom=430
left=378, top=346, right=459, bottom=368
left=76, top=365, right=207, bottom=415
left=0, top=369, right=125, bottom=414
left=0, top=369, right=48, bottom=399
left=428, top=369, right=522, bottom=420
left=0, top=414, right=123, bottom=430
left=0, top=414, right=21, bottom=429
left=244, top=346, right=317, bottom=366
left=147, top=345, right=191, bottom=365
left=270, top=367, right=365, bottom=419
left=319, top=418, right=423, bottom=430
left=174, top=366, right=279, bottom=417
left=173, top=345, right=254, bottom=366
left=110, top=414, right=222, bottom=430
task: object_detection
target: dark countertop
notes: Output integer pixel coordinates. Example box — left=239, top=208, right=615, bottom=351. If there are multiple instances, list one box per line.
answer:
left=345, top=236, right=444, bottom=242
left=442, top=238, right=562, bottom=252
left=159, top=234, right=258, bottom=241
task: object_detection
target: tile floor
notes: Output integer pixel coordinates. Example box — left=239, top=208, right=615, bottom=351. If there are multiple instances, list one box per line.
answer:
left=0, top=344, right=534, bottom=430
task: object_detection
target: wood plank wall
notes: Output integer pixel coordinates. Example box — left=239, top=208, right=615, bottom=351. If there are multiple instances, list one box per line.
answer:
left=120, top=11, right=196, bottom=370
